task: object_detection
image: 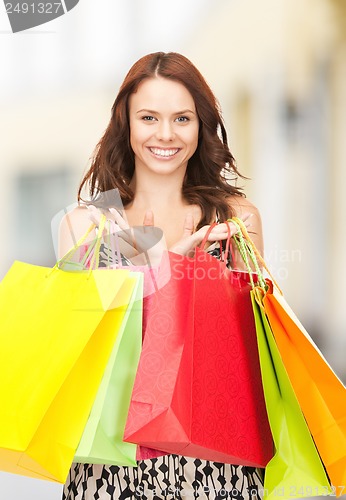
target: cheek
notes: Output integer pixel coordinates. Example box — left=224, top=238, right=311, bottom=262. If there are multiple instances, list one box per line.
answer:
left=129, top=123, right=146, bottom=152
left=187, top=124, right=199, bottom=150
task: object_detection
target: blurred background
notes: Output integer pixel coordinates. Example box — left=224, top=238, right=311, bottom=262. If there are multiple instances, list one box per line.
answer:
left=1, top=0, right=345, bottom=498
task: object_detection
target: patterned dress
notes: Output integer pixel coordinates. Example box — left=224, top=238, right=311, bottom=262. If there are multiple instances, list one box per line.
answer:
left=62, top=237, right=265, bottom=500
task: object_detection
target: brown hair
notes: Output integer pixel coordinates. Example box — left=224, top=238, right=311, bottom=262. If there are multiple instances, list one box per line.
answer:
left=78, top=51, right=246, bottom=229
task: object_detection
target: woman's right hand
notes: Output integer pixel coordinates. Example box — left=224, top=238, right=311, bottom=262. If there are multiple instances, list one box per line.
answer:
left=87, top=205, right=167, bottom=266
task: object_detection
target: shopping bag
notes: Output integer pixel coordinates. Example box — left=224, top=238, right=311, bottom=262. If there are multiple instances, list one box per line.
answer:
left=81, top=222, right=171, bottom=462
left=263, top=288, right=346, bottom=489
left=233, top=217, right=346, bottom=492
left=74, top=272, right=143, bottom=465
left=124, top=224, right=273, bottom=467
left=230, top=217, right=333, bottom=498
left=0, top=216, right=137, bottom=483
left=251, top=289, right=331, bottom=499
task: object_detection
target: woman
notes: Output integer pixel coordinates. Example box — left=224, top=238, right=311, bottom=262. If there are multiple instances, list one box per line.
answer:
left=59, top=52, right=265, bottom=499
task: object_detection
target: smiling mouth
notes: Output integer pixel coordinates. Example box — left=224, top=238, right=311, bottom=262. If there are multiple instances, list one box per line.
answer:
left=149, top=147, right=180, bottom=158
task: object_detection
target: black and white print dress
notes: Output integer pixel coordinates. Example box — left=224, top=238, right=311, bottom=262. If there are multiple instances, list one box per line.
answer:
left=63, top=238, right=265, bottom=500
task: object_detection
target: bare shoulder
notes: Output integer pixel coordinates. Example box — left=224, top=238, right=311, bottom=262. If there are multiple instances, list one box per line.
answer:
left=226, top=195, right=261, bottom=218
left=63, top=204, right=89, bottom=222
left=59, top=205, right=92, bottom=237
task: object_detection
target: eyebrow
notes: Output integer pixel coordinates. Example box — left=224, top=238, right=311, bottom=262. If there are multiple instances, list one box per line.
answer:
left=136, top=109, right=196, bottom=115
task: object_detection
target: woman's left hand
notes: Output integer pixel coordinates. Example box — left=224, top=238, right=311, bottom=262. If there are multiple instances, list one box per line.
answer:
left=169, top=213, right=252, bottom=257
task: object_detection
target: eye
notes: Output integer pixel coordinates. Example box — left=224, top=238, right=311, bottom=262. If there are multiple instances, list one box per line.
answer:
left=175, top=116, right=189, bottom=123
left=142, top=115, right=156, bottom=122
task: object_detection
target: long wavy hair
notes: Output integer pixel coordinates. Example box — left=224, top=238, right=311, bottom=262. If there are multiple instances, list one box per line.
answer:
left=78, top=51, right=246, bottom=229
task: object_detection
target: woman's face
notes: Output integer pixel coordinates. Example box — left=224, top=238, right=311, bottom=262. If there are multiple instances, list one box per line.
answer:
left=128, top=77, right=199, bottom=177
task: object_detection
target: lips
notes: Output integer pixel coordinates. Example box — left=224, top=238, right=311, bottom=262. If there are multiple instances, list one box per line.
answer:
left=148, top=147, right=180, bottom=158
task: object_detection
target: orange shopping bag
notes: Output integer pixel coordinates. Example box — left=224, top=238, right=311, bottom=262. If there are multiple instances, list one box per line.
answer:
left=263, top=288, right=346, bottom=490
left=232, top=216, right=346, bottom=494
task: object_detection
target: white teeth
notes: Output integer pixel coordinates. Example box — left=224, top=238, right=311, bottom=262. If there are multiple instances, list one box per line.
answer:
left=150, top=148, right=179, bottom=157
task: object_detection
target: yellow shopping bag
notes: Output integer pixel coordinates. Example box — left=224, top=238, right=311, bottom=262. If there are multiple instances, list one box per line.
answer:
left=0, top=216, right=140, bottom=483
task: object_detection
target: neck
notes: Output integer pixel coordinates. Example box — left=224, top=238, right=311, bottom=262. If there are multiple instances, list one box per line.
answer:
left=128, top=169, right=188, bottom=211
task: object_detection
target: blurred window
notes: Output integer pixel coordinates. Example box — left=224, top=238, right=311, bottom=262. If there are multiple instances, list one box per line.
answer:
left=13, top=169, right=74, bottom=266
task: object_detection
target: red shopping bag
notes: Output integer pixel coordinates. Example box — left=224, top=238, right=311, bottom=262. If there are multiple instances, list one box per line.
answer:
left=124, top=227, right=273, bottom=467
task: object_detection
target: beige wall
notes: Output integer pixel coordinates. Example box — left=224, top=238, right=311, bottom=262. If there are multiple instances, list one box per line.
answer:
left=185, top=0, right=346, bottom=377
left=0, top=88, right=116, bottom=273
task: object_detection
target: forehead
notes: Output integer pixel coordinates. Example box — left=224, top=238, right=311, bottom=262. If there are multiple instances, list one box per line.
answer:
left=129, top=77, right=196, bottom=112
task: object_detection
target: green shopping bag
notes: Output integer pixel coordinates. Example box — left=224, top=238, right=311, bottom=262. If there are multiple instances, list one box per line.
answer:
left=230, top=217, right=332, bottom=499
left=251, top=290, right=331, bottom=499
left=75, top=271, right=143, bottom=465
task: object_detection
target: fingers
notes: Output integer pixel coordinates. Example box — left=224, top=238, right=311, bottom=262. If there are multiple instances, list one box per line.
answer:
left=86, top=205, right=101, bottom=226
left=143, top=210, right=154, bottom=226
left=87, top=206, right=130, bottom=247
left=109, top=208, right=129, bottom=231
left=182, top=213, right=195, bottom=237
left=197, top=220, right=245, bottom=242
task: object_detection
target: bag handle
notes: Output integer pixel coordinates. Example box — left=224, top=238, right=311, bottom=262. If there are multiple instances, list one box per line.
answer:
left=79, top=219, right=122, bottom=269
left=230, top=219, right=266, bottom=289
left=105, top=219, right=125, bottom=268
left=229, top=219, right=273, bottom=309
left=88, top=214, right=107, bottom=270
left=198, top=222, right=218, bottom=249
left=230, top=216, right=282, bottom=294
left=54, top=213, right=107, bottom=272
left=198, top=221, right=232, bottom=264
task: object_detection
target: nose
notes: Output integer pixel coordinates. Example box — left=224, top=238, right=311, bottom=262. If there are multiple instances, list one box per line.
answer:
left=155, top=120, right=175, bottom=142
